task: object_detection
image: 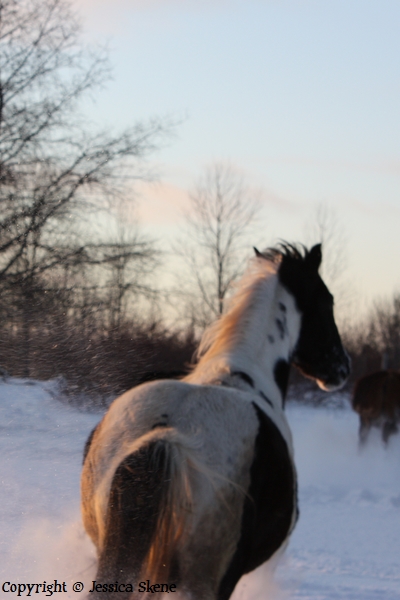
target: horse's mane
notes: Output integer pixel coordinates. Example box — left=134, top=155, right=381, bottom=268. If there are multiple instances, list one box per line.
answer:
left=258, top=241, right=310, bottom=265
left=193, top=242, right=310, bottom=367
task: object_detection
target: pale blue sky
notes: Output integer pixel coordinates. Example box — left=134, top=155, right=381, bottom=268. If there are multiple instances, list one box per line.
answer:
left=74, top=0, right=400, bottom=317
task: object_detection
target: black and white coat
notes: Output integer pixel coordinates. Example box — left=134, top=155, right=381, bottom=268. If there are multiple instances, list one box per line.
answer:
left=81, top=244, right=350, bottom=600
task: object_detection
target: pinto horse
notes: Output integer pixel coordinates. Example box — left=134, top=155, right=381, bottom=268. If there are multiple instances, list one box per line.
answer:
left=352, top=370, right=400, bottom=445
left=81, top=243, right=350, bottom=600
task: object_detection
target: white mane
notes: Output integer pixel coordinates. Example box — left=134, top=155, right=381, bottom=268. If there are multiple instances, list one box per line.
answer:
left=186, top=255, right=280, bottom=381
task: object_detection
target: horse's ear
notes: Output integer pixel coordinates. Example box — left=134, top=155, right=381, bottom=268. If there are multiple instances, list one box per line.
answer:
left=306, top=244, right=322, bottom=270
left=254, top=247, right=263, bottom=258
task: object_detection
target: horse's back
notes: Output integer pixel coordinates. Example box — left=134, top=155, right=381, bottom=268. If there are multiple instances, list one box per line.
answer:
left=87, top=378, right=260, bottom=471
left=81, top=380, right=260, bottom=547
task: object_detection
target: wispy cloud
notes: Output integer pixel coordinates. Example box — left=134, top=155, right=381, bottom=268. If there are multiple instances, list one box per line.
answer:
left=77, top=0, right=231, bottom=12
left=134, top=177, right=296, bottom=228
left=135, top=180, right=190, bottom=225
left=263, top=155, right=400, bottom=176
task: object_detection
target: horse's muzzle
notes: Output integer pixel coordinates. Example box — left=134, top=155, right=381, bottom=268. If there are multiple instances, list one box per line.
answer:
left=316, top=352, right=351, bottom=391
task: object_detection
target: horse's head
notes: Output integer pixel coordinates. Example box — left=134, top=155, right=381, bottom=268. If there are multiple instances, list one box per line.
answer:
left=278, top=243, right=350, bottom=391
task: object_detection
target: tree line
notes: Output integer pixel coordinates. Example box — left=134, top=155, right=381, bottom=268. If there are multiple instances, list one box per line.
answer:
left=0, top=0, right=172, bottom=392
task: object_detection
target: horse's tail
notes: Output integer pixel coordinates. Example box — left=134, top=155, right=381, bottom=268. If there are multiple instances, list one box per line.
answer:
left=97, top=429, right=196, bottom=584
left=143, top=430, right=195, bottom=582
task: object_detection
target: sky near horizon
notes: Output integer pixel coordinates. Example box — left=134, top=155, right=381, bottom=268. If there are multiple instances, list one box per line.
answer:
left=72, top=0, right=400, bottom=318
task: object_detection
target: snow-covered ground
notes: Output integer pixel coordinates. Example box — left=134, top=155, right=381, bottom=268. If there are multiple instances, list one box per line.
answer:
left=0, top=379, right=399, bottom=599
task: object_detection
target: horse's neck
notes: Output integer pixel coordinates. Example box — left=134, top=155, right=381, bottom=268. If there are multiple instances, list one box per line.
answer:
left=192, top=275, right=302, bottom=405
left=229, top=277, right=300, bottom=402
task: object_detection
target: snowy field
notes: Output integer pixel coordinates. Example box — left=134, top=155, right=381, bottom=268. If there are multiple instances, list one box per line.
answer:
left=1, top=378, right=399, bottom=599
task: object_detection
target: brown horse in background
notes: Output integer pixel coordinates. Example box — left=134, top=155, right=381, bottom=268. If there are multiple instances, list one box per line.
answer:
left=352, top=370, right=400, bottom=445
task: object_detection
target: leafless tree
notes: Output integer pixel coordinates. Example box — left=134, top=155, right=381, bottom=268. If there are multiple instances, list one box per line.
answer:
left=0, top=0, right=172, bottom=375
left=176, top=163, right=261, bottom=328
left=367, top=294, right=400, bottom=370
left=0, top=0, right=171, bottom=281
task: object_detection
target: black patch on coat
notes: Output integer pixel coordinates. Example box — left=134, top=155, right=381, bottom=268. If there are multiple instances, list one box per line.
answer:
left=218, top=404, right=297, bottom=600
left=268, top=334, right=275, bottom=344
left=151, top=422, right=168, bottom=429
left=227, top=370, right=273, bottom=408
left=83, top=424, right=99, bottom=465
left=231, top=371, right=255, bottom=389
left=278, top=302, right=286, bottom=312
left=275, top=318, right=286, bottom=339
left=258, top=390, right=273, bottom=408
left=274, top=359, right=291, bottom=400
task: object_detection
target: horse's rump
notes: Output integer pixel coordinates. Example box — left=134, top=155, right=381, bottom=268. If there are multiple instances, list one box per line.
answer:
left=87, top=428, right=200, bottom=585
left=353, top=370, right=400, bottom=420
left=352, top=370, right=400, bottom=445
left=86, top=419, right=245, bottom=590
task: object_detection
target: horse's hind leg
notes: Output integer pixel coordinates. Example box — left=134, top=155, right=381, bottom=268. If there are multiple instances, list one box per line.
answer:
left=93, top=442, right=167, bottom=598
left=382, top=419, right=398, bottom=446
left=359, top=418, right=371, bottom=447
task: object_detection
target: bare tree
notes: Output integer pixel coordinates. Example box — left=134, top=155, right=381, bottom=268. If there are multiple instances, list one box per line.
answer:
left=92, top=236, right=159, bottom=332
left=367, top=294, right=400, bottom=370
left=176, top=163, right=261, bottom=328
left=0, top=0, right=171, bottom=281
left=0, top=0, right=172, bottom=375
